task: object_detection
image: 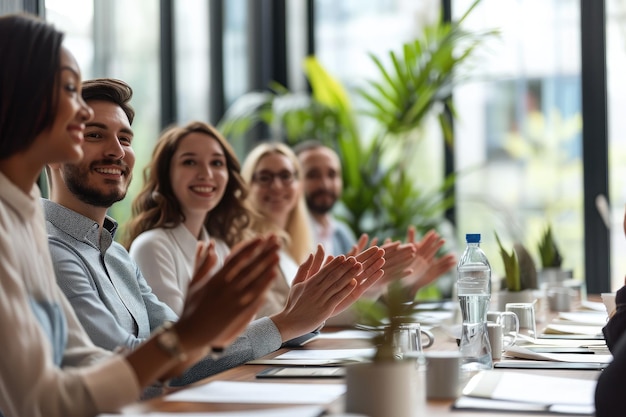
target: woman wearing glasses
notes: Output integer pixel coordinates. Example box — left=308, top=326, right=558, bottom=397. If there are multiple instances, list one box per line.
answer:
left=240, top=142, right=320, bottom=316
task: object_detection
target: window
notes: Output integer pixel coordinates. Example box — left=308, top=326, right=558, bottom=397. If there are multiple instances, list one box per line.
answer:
left=46, top=0, right=160, bottom=232
left=453, top=0, right=583, bottom=282
left=607, top=0, right=626, bottom=290
left=175, top=0, right=210, bottom=123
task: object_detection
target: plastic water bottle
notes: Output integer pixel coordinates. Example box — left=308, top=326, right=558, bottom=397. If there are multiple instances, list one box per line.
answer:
left=457, top=233, right=493, bottom=371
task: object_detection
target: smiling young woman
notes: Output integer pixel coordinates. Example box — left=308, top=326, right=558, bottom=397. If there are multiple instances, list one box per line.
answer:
left=125, top=121, right=251, bottom=312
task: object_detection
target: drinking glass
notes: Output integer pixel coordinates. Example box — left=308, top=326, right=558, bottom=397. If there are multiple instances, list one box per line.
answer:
left=505, top=302, right=537, bottom=340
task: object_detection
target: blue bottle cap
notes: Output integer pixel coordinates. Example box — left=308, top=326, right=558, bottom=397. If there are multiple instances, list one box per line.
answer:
left=465, top=233, right=481, bottom=243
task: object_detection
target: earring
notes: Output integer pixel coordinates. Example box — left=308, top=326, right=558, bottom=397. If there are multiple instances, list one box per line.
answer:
left=151, top=190, right=162, bottom=202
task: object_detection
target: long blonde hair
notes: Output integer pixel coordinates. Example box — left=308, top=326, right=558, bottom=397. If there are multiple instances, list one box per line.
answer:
left=241, top=142, right=314, bottom=264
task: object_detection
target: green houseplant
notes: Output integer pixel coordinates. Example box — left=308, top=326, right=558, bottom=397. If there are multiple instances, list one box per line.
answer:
left=538, top=225, right=563, bottom=269
left=495, top=232, right=520, bottom=292
left=218, top=0, right=497, bottom=246
left=494, top=232, right=537, bottom=310
left=537, top=225, right=570, bottom=287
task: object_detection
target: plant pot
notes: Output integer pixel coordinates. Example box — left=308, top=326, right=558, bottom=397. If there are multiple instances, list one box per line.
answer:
left=538, top=268, right=571, bottom=289
left=496, top=289, right=536, bottom=311
left=345, top=360, right=420, bottom=417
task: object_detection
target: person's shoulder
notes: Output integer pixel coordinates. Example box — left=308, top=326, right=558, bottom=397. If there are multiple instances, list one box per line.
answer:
left=45, top=218, right=80, bottom=252
left=130, top=228, right=170, bottom=248
left=128, top=227, right=174, bottom=261
left=332, top=217, right=355, bottom=237
left=135, top=227, right=169, bottom=239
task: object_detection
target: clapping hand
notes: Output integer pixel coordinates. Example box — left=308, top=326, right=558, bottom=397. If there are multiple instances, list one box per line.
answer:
left=176, top=235, right=280, bottom=354
left=403, top=227, right=456, bottom=296
left=271, top=245, right=384, bottom=341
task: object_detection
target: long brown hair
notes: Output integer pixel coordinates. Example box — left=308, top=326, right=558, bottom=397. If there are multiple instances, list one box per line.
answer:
left=124, top=121, right=252, bottom=248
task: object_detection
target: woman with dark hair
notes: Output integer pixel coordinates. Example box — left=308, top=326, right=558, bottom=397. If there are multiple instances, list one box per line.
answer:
left=0, top=13, right=282, bottom=417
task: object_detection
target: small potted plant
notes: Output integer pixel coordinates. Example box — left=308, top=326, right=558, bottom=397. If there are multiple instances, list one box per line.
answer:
left=537, top=225, right=570, bottom=288
left=494, top=232, right=537, bottom=310
left=345, top=282, right=426, bottom=417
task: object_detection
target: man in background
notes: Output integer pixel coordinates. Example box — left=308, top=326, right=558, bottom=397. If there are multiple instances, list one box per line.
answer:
left=294, top=139, right=457, bottom=299
left=294, top=140, right=356, bottom=255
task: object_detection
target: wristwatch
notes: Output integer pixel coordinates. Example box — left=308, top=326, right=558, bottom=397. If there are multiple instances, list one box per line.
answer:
left=155, top=321, right=187, bottom=362
left=208, top=346, right=225, bottom=360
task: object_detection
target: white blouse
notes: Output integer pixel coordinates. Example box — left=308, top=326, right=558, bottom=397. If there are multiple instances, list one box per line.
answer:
left=129, top=224, right=231, bottom=315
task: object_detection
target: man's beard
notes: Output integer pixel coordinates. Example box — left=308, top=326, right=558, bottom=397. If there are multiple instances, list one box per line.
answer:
left=63, top=161, right=131, bottom=208
left=306, top=189, right=337, bottom=215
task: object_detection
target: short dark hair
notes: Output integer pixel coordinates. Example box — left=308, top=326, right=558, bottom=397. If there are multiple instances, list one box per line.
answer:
left=0, top=14, right=64, bottom=159
left=81, top=78, right=135, bottom=125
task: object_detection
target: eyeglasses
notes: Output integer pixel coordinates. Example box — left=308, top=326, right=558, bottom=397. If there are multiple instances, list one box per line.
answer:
left=252, top=170, right=297, bottom=187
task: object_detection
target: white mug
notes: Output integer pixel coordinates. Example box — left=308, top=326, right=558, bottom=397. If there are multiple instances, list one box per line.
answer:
left=424, top=351, right=462, bottom=399
left=487, top=323, right=505, bottom=360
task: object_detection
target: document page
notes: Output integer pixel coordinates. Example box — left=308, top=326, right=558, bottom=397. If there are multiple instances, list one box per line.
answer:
left=98, top=406, right=325, bottom=417
left=275, top=348, right=375, bottom=360
left=247, top=348, right=375, bottom=365
left=462, top=370, right=596, bottom=407
left=580, top=300, right=607, bottom=312
left=504, top=345, right=612, bottom=363
left=453, top=396, right=594, bottom=415
left=556, top=311, right=608, bottom=326
left=165, top=381, right=345, bottom=404
left=316, top=330, right=375, bottom=340
left=543, top=323, right=604, bottom=336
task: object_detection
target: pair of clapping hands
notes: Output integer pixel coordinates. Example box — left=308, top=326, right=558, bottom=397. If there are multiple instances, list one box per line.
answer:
left=349, top=227, right=457, bottom=300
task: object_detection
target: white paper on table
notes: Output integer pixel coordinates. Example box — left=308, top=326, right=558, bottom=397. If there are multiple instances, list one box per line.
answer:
left=516, top=334, right=604, bottom=347
left=247, top=348, right=375, bottom=366
left=580, top=300, right=607, bottom=312
left=98, top=406, right=325, bottom=417
left=504, top=345, right=612, bottom=363
left=542, top=323, right=603, bottom=336
left=275, top=348, right=375, bottom=360
left=317, top=330, right=375, bottom=340
left=463, top=370, right=596, bottom=407
left=165, top=381, right=345, bottom=404
left=556, top=311, right=608, bottom=326
left=453, top=396, right=595, bottom=415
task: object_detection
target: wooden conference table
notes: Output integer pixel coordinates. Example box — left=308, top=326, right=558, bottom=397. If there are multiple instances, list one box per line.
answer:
left=120, top=298, right=605, bottom=416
